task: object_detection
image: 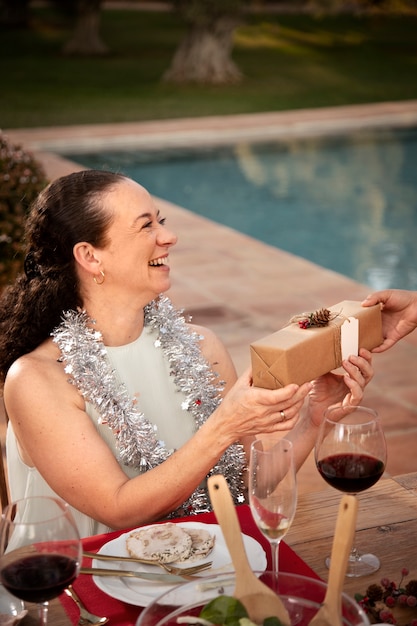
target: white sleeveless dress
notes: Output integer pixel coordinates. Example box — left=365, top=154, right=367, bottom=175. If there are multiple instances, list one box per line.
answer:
left=6, top=326, right=196, bottom=538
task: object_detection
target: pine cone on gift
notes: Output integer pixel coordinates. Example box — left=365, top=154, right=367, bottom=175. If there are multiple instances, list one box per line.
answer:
left=298, top=308, right=333, bottom=329
left=310, top=308, right=332, bottom=326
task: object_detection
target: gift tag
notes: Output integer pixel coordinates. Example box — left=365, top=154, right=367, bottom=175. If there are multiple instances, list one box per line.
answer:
left=331, top=316, right=359, bottom=375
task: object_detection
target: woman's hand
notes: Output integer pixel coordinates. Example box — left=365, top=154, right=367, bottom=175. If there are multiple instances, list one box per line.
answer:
left=307, top=348, right=373, bottom=428
left=212, top=368, right=312, bottom=442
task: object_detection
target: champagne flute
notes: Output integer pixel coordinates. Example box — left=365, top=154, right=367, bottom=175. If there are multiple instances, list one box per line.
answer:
left=0, top=496, right=82, bottom=625
left=249, top=438, right=297, bottom=587
left=315, top=405, right=387, bottom=578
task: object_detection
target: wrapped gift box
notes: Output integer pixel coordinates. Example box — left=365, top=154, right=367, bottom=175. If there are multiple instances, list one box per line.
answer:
left=250, top=300, right=382, bottom=389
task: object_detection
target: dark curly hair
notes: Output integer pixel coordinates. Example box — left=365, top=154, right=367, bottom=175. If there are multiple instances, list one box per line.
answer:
left=0, top=169, right=126, bottom=385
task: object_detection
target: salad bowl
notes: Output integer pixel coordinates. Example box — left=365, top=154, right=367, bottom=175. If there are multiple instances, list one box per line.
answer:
left=136, top=571, right=370, bottom=626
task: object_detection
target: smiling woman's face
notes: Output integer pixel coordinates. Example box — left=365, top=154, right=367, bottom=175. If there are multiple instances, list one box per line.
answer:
left=97, top=178, right=178, bottom=302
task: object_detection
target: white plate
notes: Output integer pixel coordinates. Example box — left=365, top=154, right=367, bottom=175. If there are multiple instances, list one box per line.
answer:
left=92, top=521, right=267, bottom=606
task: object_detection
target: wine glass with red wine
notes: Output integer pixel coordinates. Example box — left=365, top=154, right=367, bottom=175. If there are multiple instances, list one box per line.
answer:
left=0, top=496, right=81, bottom=625
left=315, top=405, right=387, bottom=578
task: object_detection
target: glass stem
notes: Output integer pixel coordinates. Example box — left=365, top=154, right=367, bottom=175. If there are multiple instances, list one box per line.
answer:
left=349, top=546, right=361, bottom=562
left=347, top=496, right=359, bottom=575
left=347, top=544, right=361, bottom=577
left=38, top=602, right=49, bottom=625
left=271, top=540, right=280, bottom=591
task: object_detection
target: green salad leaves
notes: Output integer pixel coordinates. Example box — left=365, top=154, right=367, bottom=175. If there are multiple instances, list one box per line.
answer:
left=198, top=596, right=284, bottom=626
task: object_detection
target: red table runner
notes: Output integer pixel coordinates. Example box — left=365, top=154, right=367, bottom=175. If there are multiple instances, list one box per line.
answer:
left=59, top=505, right=320, bottom=626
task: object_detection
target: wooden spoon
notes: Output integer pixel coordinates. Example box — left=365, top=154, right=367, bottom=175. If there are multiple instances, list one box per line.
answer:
left=308, top=494, right=358, bottom=626
left=207, top=474, right=291, bottom=626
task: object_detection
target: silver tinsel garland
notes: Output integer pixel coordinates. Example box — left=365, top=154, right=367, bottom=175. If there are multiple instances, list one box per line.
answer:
left=52, top=295, right=247, bottom=517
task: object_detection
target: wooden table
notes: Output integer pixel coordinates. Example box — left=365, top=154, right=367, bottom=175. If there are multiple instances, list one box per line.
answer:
left=285, top=472, right=417, bottom=600
left=22, top=472, right=417, bottom=625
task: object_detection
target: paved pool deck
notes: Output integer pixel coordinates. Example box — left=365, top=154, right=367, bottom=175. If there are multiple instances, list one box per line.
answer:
left=5, top=99, right=417, bottom=493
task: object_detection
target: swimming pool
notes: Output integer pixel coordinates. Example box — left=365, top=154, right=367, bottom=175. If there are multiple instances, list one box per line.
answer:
left=68, top=125, right=417, bottom=291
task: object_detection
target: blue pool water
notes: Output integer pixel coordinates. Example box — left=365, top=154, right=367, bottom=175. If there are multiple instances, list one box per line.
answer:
left=67, top=125, right=417, bottom=290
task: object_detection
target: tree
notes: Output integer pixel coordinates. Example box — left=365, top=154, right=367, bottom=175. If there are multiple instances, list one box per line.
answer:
left=63, top=0, right=108, bottom=56
left=163, top=0, right=247, bottom=85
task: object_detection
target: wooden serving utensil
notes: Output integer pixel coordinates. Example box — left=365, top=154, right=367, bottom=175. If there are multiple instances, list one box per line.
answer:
left=207, top=474, right=291, bottom=626
left=308, top=494, right=358, bottom=626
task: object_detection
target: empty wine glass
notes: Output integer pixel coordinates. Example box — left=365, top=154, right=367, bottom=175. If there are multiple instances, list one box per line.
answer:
left=0, top=496, right=82, bottom=625
left=249, top=437, right=297, bottom=588
left=315, top=405, right=387, bottom=577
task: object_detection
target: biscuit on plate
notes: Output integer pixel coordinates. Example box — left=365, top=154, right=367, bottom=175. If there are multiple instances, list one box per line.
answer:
left=126, top=523, right=192, bottom=563
left=180, top=527, right=216, bottom=561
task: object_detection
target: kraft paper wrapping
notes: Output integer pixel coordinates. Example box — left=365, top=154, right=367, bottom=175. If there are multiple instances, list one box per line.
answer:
left=250, top=301, right=382, bottom=389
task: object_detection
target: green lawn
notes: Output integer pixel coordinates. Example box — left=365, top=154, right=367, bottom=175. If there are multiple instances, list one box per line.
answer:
left=1, top=7, right=417, bottom=129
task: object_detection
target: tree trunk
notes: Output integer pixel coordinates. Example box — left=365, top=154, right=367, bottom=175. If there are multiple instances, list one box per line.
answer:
left=163, top=16, right=242, bottom=84
left=63, top=0, right=108, bottom=56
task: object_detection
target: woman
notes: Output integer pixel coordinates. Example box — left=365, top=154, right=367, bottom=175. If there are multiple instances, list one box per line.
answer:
left=0, top=170, right=373, bottom=537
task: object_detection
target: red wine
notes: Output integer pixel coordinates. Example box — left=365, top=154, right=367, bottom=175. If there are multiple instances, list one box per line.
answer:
left=0, top=553, right=78, bottom=603
left=317, top=453, right=385, bottom=493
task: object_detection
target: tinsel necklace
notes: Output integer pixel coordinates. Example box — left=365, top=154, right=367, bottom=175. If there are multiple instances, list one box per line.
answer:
left=52, top=295, right=247, bottom=517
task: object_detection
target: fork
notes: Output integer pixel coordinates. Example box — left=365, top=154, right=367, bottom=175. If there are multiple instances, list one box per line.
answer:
left=65, top=585, right=109, bottom=626
left=158, top=560, right=212, bottom=576
left=83, top=550, right=212, bottom=576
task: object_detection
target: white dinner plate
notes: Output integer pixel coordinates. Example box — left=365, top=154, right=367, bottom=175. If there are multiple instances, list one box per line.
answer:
left=92, top=521, right=267, bottom=606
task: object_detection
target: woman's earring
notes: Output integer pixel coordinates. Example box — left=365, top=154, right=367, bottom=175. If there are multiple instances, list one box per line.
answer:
left=93, top=270, right=105, bottom=285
